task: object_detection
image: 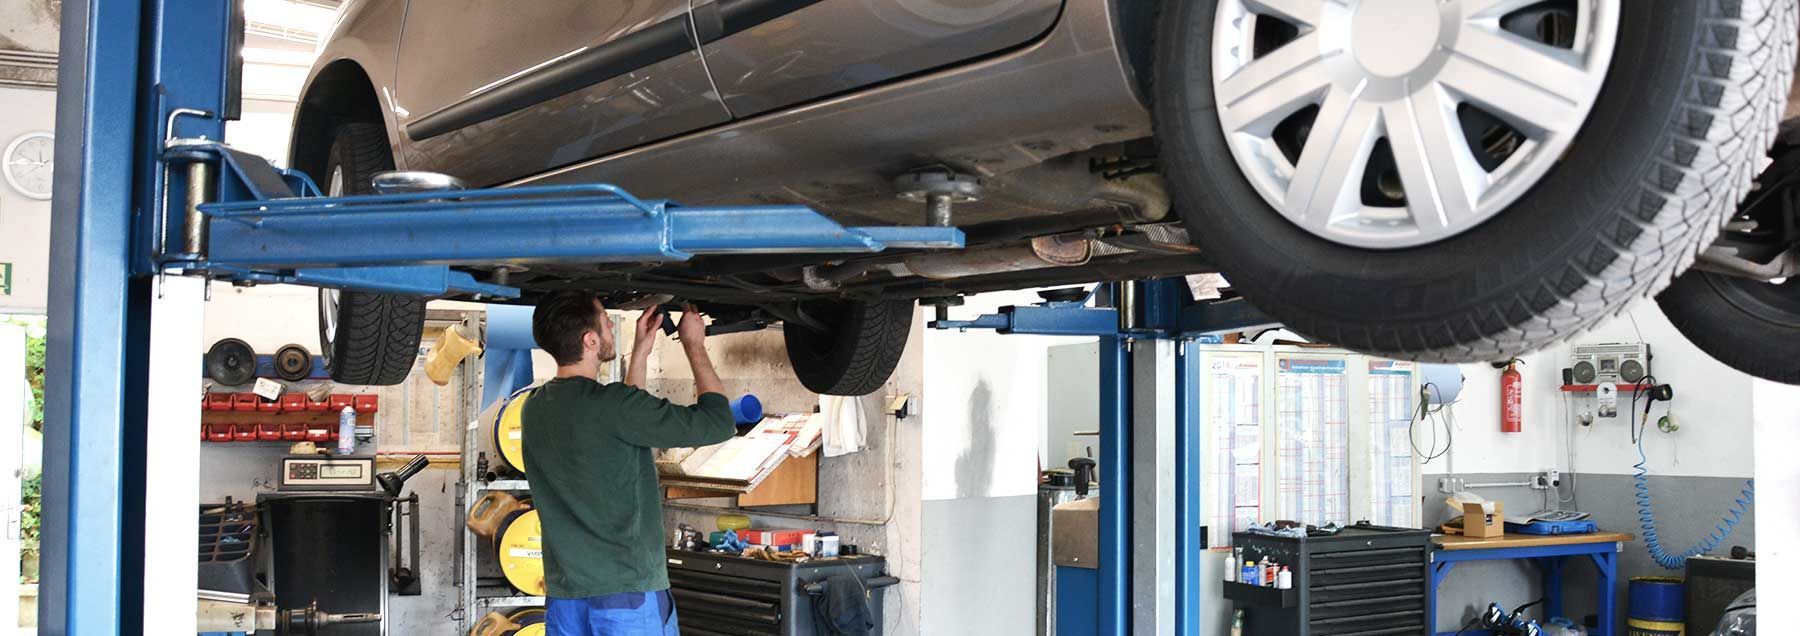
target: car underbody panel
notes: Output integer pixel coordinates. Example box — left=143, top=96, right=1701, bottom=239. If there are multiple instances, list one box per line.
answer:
left=475, top=0, right=1185, bottom=309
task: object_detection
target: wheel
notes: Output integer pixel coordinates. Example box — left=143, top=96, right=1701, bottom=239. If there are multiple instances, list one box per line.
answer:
left=784, top=299, right=914, bottom=395
left=1658, top=273, right=1800, bottom=383
left=1656, top=130, right=1800, bottom=384
left=1154, top=0, right=1796, bottom=361
left=317, top=123, right=425, bottom=386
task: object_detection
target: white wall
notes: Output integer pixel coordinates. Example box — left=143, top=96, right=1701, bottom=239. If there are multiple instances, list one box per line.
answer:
left=1752, top=380, right=1799, bottom=632
left=921, top=289, right=1090, bottom=500
left=0, top=86, right=56, bottom=313
left=1428, top=299, right=1756, bottom=480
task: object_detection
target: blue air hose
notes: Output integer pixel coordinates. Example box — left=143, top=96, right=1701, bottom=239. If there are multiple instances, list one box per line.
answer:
left=1633, top=434, right=1754, bottom=569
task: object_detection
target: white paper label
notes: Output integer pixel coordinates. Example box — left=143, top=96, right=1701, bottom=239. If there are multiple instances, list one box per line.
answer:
left=508, top=548, right=542, bottom=559
left=252, top=377, right=282, bottom=400
left=508, top=430, right=522, bottom=440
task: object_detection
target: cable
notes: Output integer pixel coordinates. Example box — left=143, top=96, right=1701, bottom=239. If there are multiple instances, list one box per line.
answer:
left=1631, top=392, right=1755, bottom=569
left=1410, top=383, right=1453, bottom=463
left=1411, top=378, right=1454, bottom=464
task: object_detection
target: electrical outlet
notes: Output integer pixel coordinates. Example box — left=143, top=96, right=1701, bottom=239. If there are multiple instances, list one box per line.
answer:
left=1437, top=477, right=1465, bottom=493
left=1530, top=470, right=1561, bottom=490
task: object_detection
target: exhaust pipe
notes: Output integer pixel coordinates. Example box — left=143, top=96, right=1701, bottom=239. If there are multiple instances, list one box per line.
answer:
left=802, top=234, right=1093, bottom=290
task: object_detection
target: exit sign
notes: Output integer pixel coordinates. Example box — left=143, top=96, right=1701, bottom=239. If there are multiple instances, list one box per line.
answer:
left=0, top=262, right=10, bottom=296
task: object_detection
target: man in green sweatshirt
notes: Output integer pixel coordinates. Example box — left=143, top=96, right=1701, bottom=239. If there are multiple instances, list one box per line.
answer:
left=522, top=292, right=736, bottom=634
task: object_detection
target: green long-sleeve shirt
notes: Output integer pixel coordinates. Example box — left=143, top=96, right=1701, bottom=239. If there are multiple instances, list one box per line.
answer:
left=519, top=376, right=736, bottom=598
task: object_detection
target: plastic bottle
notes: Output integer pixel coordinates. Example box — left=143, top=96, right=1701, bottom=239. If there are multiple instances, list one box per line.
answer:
left=337, top=406, right=356, bottom=454
left=1242, top=561, right=1258, bottom=586
left=1262, top=558, right=1275, bottom=586
left=1277, top=566, right=1292, bottom=589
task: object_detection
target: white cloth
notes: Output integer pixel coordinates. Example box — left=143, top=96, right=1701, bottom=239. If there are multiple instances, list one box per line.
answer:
left=819, top=394, right=867, bottom=457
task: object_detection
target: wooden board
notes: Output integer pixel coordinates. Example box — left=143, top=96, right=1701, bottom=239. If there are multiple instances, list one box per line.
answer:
left=1432, top=531, right=1634, bottom=551
left=737, top=453, right=818, bottom=507
left=662, top=453, right=819, bottom=506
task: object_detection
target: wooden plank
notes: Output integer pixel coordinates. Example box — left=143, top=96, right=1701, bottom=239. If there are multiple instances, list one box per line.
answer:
left=1432, top=531, right=1634, bottom=551
left=737, top=453, right=818, bottom=507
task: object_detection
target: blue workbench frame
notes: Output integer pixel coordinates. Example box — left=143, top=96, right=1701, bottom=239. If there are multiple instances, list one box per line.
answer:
left=1427, top=540, right=1623, bottom=636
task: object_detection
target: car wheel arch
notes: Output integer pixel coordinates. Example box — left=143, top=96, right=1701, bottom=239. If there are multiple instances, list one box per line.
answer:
left=290, top=59, right=395, bottom=182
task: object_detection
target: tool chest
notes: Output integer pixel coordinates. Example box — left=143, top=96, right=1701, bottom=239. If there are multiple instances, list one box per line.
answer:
left=665, top=550, right=896, bottom=636
left=1225, top=523, right=1432, bottom=636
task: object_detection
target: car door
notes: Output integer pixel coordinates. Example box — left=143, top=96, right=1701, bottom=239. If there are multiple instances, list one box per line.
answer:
left=693, top=0, right=1064, bottom=117
left=392, top=0, right=728, bottom=186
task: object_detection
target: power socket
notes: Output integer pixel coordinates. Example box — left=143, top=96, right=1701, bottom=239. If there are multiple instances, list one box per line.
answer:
left=1437, top=476, right=1466, bottom=493
left=1530, top=470, right=1562, bottom=490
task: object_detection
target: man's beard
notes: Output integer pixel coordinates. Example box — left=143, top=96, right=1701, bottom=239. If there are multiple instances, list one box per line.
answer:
left=598, top=345, right=618, bottom=363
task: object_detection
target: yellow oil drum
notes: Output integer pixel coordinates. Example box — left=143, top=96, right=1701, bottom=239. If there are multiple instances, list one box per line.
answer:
left=514, top=625, right=545, bottom=636
left=496, top=509, right=546, bottom=596
left=493, top=387, right=535, bottom=475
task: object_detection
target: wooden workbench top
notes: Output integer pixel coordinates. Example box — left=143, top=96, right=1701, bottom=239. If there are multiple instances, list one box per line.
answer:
left=1432, top=531, right=1634, bottom=551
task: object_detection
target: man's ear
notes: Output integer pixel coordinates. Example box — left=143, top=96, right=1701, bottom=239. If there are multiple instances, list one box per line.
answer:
left=583, top=329, right=602, bottom=354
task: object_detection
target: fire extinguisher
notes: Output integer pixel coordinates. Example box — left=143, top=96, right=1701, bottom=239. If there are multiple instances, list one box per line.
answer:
left=1500, top=359, right=1523, bottom=433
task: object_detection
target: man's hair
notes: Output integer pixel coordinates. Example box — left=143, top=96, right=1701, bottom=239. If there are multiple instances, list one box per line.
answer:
left=532, top=292, right=604, bottom=366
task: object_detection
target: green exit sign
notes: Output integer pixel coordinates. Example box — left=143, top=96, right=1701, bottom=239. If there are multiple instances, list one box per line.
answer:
left=0, top=262, right=10, bottom=296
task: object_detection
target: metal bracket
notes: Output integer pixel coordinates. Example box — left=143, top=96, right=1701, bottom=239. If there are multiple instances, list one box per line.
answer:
left=930, top=282, right=1278, bottom=339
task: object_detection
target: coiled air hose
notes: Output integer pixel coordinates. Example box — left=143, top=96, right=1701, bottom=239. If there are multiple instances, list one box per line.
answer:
left=1633, top=432, right=1754, bottom=569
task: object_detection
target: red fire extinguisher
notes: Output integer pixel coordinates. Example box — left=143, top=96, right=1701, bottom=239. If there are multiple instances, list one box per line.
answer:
left=1500, top=359, right=1523, bottom=433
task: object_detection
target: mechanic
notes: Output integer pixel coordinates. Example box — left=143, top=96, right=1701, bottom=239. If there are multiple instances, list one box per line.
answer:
left=522, top=292, right=738, bottom=634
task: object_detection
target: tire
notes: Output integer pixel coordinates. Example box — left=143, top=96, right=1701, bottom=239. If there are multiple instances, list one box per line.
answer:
left=317, top=123, right=425, bottom=386
left=1657, top=271, right=1800, bottom=383
left=1154, top=0, right=1797, bottom=362
left=784, top=299, right=914, bottom=396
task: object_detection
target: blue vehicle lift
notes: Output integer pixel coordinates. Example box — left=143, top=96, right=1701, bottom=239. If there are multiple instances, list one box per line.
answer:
left=43, top=0, right=1271, bottom=633
left=42, top=0, right=963, bottom=633
left=931, top=280, right=1277, bottom=635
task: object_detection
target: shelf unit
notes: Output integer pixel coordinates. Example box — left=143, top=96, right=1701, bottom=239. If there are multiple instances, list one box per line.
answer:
left=456, top=423, right=543, bottom=632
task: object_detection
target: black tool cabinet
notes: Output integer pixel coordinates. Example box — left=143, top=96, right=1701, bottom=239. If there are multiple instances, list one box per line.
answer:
left=1224, top=524, right=1431, bottom=636
left=665, top=550, right=896, bottom=636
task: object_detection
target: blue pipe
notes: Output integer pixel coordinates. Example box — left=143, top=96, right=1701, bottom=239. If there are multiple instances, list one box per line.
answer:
left=1633, top=434, right=1754, bottom=569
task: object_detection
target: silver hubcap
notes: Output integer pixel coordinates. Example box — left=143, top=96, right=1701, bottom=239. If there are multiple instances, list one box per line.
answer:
left=1212, top=0, right=1618, bottom=248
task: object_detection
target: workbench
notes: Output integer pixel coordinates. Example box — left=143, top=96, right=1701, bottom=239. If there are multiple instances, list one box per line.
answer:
left=1427, top=532, right=1633, bottom=636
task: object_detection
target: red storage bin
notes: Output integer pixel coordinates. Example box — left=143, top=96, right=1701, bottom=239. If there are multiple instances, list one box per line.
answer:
left=279, top=393, right=308, bottom=412
left=306, top=395, right=330, bottom=412
left=352, top=394, right=379, bottom=414
left=206, top=423, right=232, bottom=443
left=305, top=426, right=334, bottom=443
left=206, top=393, right=234, bottom=412
left=231, top=424, right=258, bottom=442
left=256, top=396, right=281, bottom=413
left=282, top=423, right=307, bottom=441
left=231, top=393, right=260, bottom=412
left=328, top=394, right=354, bottom=412
left=256, top=423, right=283, bottom=441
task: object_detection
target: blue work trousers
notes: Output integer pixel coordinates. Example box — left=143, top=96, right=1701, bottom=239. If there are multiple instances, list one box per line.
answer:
left=545, top=589, right=679, bottom=635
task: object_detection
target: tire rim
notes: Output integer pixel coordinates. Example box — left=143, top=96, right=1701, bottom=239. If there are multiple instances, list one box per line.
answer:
left=318, top=165, right=346, bottom=370
left=1211, top=0, right=1618, bottom=248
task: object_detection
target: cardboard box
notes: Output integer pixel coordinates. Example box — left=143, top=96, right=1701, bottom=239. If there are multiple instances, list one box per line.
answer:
left=1463, top=501, right=1504, bottom=538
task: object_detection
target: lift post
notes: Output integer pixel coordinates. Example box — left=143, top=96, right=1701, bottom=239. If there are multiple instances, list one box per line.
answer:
left=42, top=0, right=965, bottom=633
left=933, top=280, right=1278, bottom=635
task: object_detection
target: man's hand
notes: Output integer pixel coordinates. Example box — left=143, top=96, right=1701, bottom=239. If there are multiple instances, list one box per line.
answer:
left=633, top=309, right=663, bottom=359
left=677, top=304, right=725, bottom=397
left=625, top=309, right=662, bottom=388
left=676, top=304, right=707, bottom=346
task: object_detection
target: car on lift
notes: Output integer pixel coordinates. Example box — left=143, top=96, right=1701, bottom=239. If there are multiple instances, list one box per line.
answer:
left=293, top=0, right=1800, bottom=394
